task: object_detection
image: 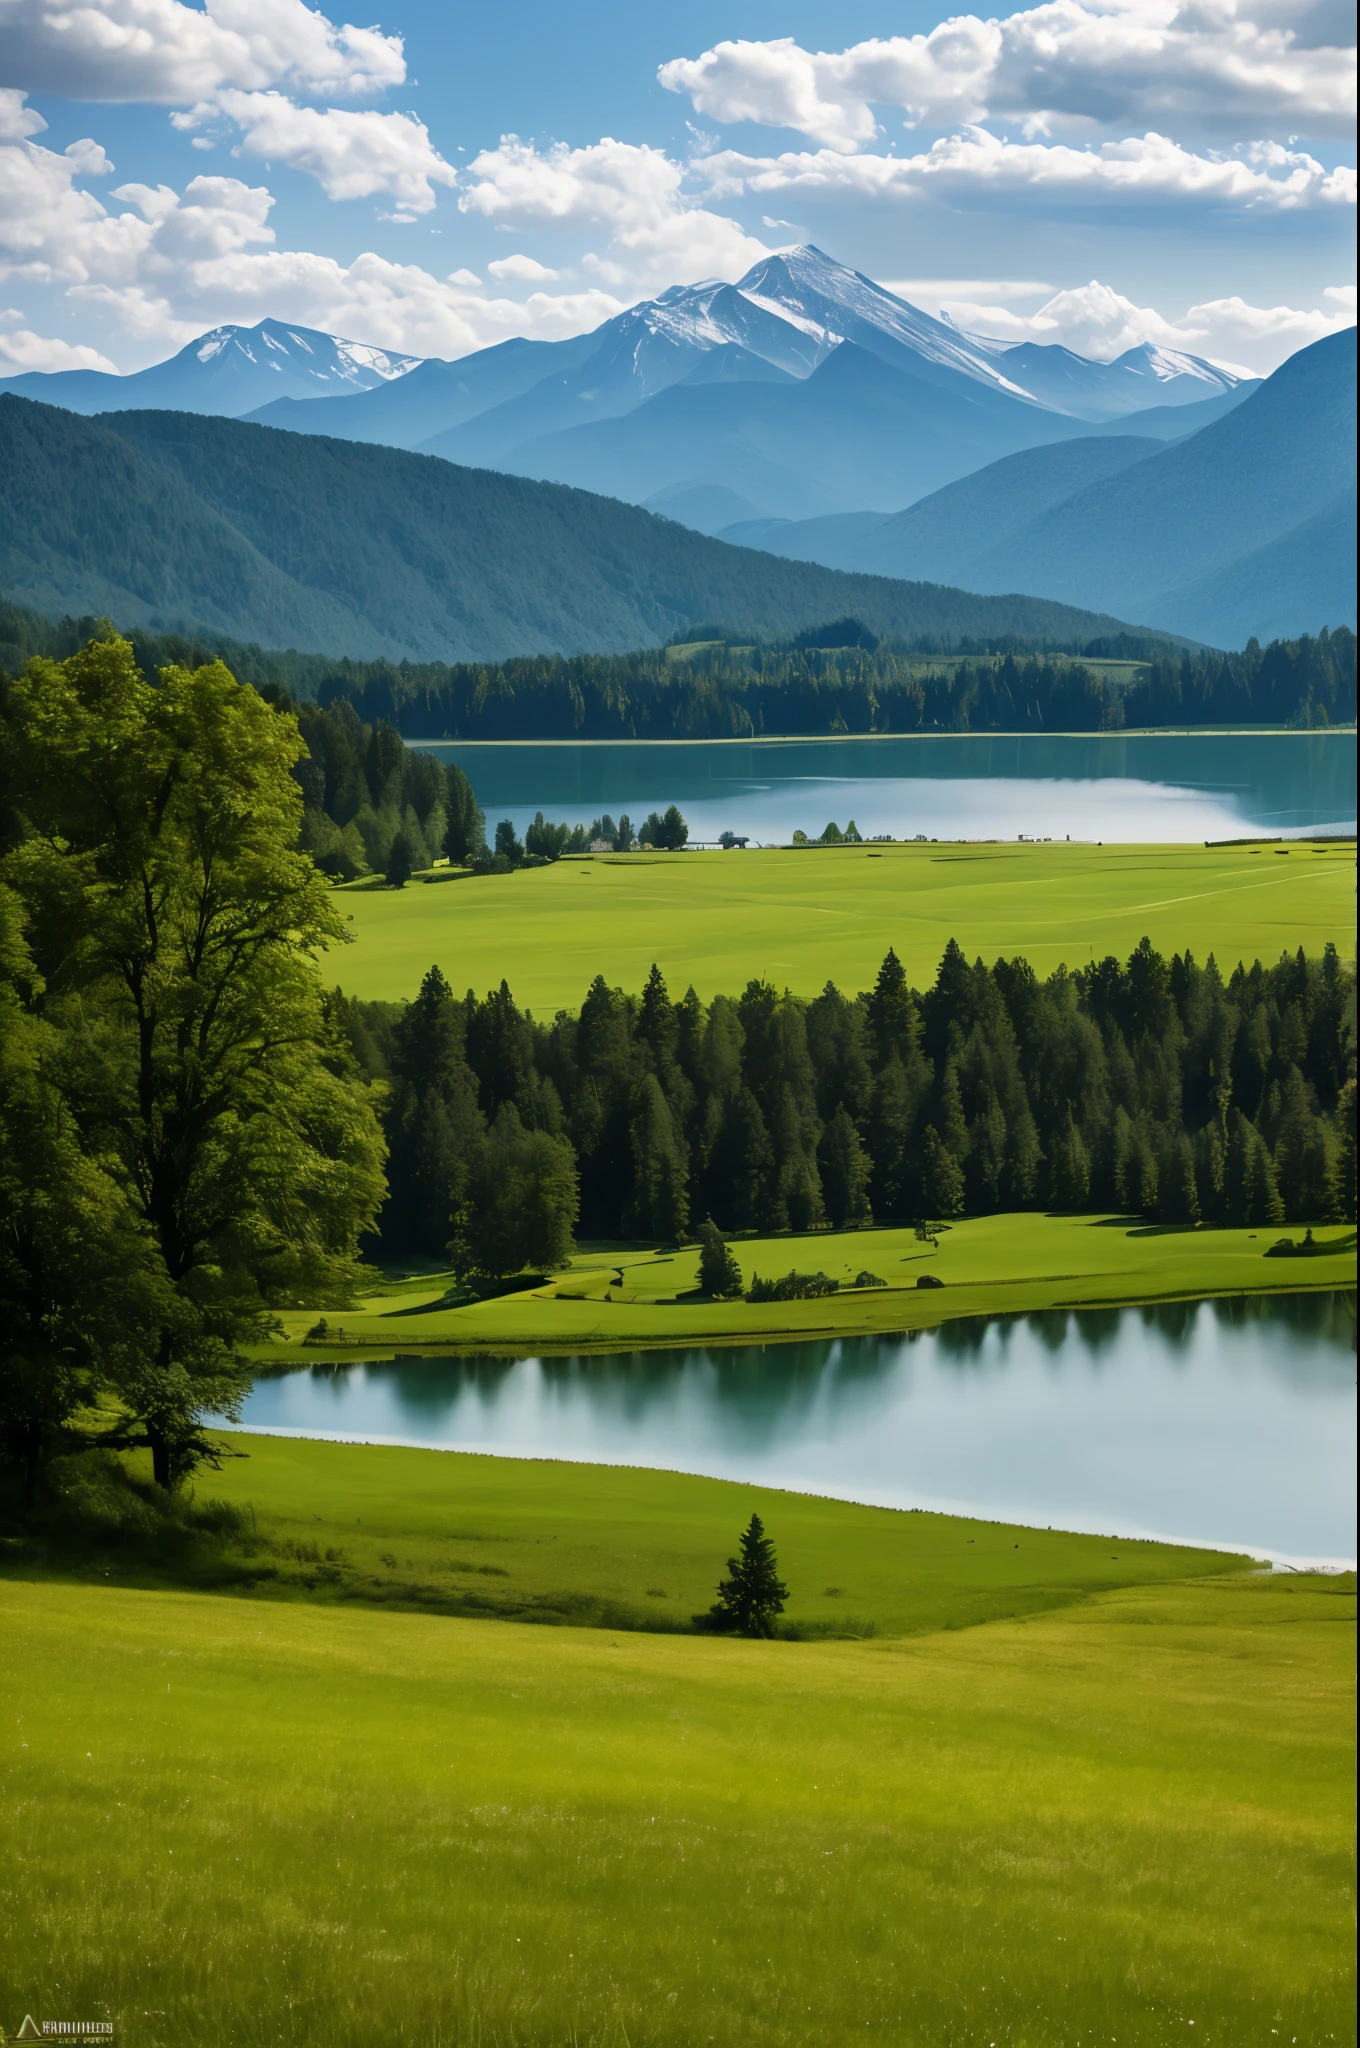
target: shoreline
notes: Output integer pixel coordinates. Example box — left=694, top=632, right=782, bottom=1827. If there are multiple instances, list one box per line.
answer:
left=405, top=726, right=1359, bottom=748
left=210, top=1425, right=1359, bottom=1575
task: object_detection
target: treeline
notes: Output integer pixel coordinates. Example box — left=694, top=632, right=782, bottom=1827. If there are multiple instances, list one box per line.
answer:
left=340, top=938, right=1356, bottom=1278
left=3, top=601, right=1352, bottom=737
left=318, top=635, right=1356, bottom=738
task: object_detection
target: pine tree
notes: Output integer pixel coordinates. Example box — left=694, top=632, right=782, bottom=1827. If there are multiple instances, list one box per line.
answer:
left=703, top=1513, right=789, bottom=1637
left=697, top=1218, right=743, bottom=1299
left=818, top=1105, right=873, bottom=1226
left=865, top=947, right=918, bottom=1067
left=386, top=828, right=415, bottom=888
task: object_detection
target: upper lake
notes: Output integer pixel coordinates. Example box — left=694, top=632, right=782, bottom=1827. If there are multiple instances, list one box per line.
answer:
left=413, top=732, right=1357, bottom=845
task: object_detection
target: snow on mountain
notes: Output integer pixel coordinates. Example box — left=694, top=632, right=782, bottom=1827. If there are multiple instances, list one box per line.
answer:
left=0, top=319, right=425, bottom=418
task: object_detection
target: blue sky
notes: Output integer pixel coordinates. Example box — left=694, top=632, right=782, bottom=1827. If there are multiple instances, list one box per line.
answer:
left=0, top=0, right=1354, bottom=376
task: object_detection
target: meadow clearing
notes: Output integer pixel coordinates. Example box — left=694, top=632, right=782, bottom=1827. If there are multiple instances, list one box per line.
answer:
left=2, top=1537, right=1352, bottom=2047
left=267, top=1211, right=1357, bottom=1358
left=330, top=839, right=1357, bottom=1010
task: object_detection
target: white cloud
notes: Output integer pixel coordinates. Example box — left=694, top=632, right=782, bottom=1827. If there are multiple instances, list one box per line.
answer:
left=0, top=86, right=46, bottom=140
left=697, top=128, right=1356, bottom=213
left=918, top=273, right=1357, bottom=370
left=177, top=91, right=457, bottom=212
left=660, top=5, right=1357, bottom=150
left=487, top=253, right=558, bottom=281
left=0, top=307, right=117, bottom=370
left=0, top=0, right=405, bottom=105
left=459, top=135, right=769, bottom=291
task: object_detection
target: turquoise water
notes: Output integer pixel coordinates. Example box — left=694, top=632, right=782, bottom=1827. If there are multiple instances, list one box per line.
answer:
left=235, top=1293, right=1357, bottom=1566
left=412, top=732, right=1356, bottom=845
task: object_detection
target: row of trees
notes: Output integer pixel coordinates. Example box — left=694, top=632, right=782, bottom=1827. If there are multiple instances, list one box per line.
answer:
left=316, top=630, right=1355, bottom=739
left=347, top=935, right=1355, bottom=1279
left=4, top=606, right=1353, bottom=741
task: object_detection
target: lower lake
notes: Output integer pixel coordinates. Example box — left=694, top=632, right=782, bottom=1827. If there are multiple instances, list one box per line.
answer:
left=412, top=732, right=1357, bottom=845
left=235, top=1292, right=1357, bottom=1569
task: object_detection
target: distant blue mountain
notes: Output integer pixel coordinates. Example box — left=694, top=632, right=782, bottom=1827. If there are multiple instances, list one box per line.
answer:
left=746, top=329, right=1354, bottom=646
left=0, top=319, right=424, bottom=417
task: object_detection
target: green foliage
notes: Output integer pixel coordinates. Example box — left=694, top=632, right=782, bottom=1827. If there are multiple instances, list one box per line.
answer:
left=384, top=828, right=415, bottom=888
left=700, top=1511, right=790, bottom=1637
left=349, top=939, right=1354, bottom=1272
left=0, top=634, right=386, bottom=1488
left=746, top=1270, right=840, bottom=1301
left=697, top=1218, right=744, bottom=1299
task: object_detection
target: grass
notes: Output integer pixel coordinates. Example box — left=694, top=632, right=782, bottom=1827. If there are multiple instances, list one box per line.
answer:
left=267, top=1211, right=1358, bottom=1358
left=1, top=1560, right=1352, bottom=2046
left=328, top=840, right=1358, bottom=1009
left=1, top=1432, right=1252, bottom=1637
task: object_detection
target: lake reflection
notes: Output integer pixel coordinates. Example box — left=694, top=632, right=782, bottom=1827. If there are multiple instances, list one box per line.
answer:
left=236, top=1293, right=1357, bottom=1566
left=411, top=733, right=1357, bottom=845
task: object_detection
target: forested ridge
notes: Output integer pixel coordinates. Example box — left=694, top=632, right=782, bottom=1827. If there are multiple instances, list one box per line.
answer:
left=3, top=601, right=1351, bottom=740
left=342, top=937, right=1356, bottom=1280
left=0, top=395, right=1135, bottom=662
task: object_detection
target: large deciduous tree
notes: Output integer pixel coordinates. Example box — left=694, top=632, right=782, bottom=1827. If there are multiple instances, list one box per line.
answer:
left=3, top=635, right=386, bottom=1486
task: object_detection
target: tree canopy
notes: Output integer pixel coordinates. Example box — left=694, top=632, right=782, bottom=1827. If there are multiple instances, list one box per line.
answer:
left=0, top=634, right=386, bottom=1487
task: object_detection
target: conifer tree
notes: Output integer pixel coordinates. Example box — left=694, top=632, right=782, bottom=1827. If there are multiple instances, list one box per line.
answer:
left=703, top=1512, right=789, bottom=1637
left=386, top=828, right=415, bottom=888
left=865, top=948, right=918, bottom=1067
left=697, top=1218, right=743, bottom=1298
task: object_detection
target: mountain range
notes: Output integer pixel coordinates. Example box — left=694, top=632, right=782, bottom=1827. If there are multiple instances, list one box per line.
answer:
left=0, top=394, right=1141, bottom=662
left=2, top=249, right=1250, bottom=530
left=1, top=245, right=1349, bottom=652
left=0, top=318, right=423, bottom=417
left=715, top=330, right=1357, bottom=647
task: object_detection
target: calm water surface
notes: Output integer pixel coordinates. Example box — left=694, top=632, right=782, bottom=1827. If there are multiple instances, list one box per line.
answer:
left=236, top=1294, right=1357, bottom=1567
left=413, top=733, right=1356, bottom=845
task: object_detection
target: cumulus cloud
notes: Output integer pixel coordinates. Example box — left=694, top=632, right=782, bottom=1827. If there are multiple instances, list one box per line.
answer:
left=0, top=136, right=629, bottom=362
left=0, top=86, right=46, bottom=139
left=660, top=4, right=1357, bottom=150
left=173, top=91, right=457, bottom=213
left=696, top=128, right=1356, bottom=212
left=459, top=135, right=769, bottom=291
left=0, top=0, right=405, bottom=105
left=0, top=306, right=117, bottom=370
left=487, top=253, right=558, bottom=281
left=906, top=273, right=1357, bottom=370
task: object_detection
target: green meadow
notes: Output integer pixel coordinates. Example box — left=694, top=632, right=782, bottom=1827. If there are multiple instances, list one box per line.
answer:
left=2, top=1520, right=1352, bottom=2047
left=331, top=840, right=1357, bottom=1009
left=268, top=1210, right=1357, bottom=1358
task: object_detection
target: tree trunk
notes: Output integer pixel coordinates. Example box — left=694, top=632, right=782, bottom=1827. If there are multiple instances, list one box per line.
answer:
left=148, top=1424, right=173, bottom=1491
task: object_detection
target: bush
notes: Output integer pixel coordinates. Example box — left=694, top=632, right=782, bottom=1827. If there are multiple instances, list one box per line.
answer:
left=747, top=1269, right=839, bottom=1302
left=851, top=1271, right=886, bottom=1289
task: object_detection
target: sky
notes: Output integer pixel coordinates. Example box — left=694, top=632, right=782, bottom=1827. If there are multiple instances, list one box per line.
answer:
left=0, top=0, right=1354, bottom=379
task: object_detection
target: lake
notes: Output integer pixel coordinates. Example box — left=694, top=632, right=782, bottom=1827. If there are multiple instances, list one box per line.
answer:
left=234, top=1293, right=1357, bottom=1568
left=412, top=732, right=1357, bottom=845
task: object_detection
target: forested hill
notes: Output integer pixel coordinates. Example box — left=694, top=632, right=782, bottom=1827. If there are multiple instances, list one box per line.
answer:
left=0, top=394, right=1143, bottom=663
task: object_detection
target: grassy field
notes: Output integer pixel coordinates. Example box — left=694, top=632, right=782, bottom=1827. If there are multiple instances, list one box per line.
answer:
left=10, top=1430, right=1250, bottom=1636
left=269, top=1210, right=1357, bottom=1359
left=329, top=840, right=1357, bottom=1009
left=2, top=1555, right=1352, bottom=2046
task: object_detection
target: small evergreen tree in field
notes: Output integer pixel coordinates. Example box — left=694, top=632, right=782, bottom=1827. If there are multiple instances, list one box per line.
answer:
left=697, top=1217, right=743, bottom=1298
left=386, top=828, right=415, bottom=888
left=703, top=1513, right=789, bottom=1638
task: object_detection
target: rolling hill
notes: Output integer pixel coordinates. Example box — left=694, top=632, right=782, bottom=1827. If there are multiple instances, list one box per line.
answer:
left=0, top=396, right=1144, bottom=662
